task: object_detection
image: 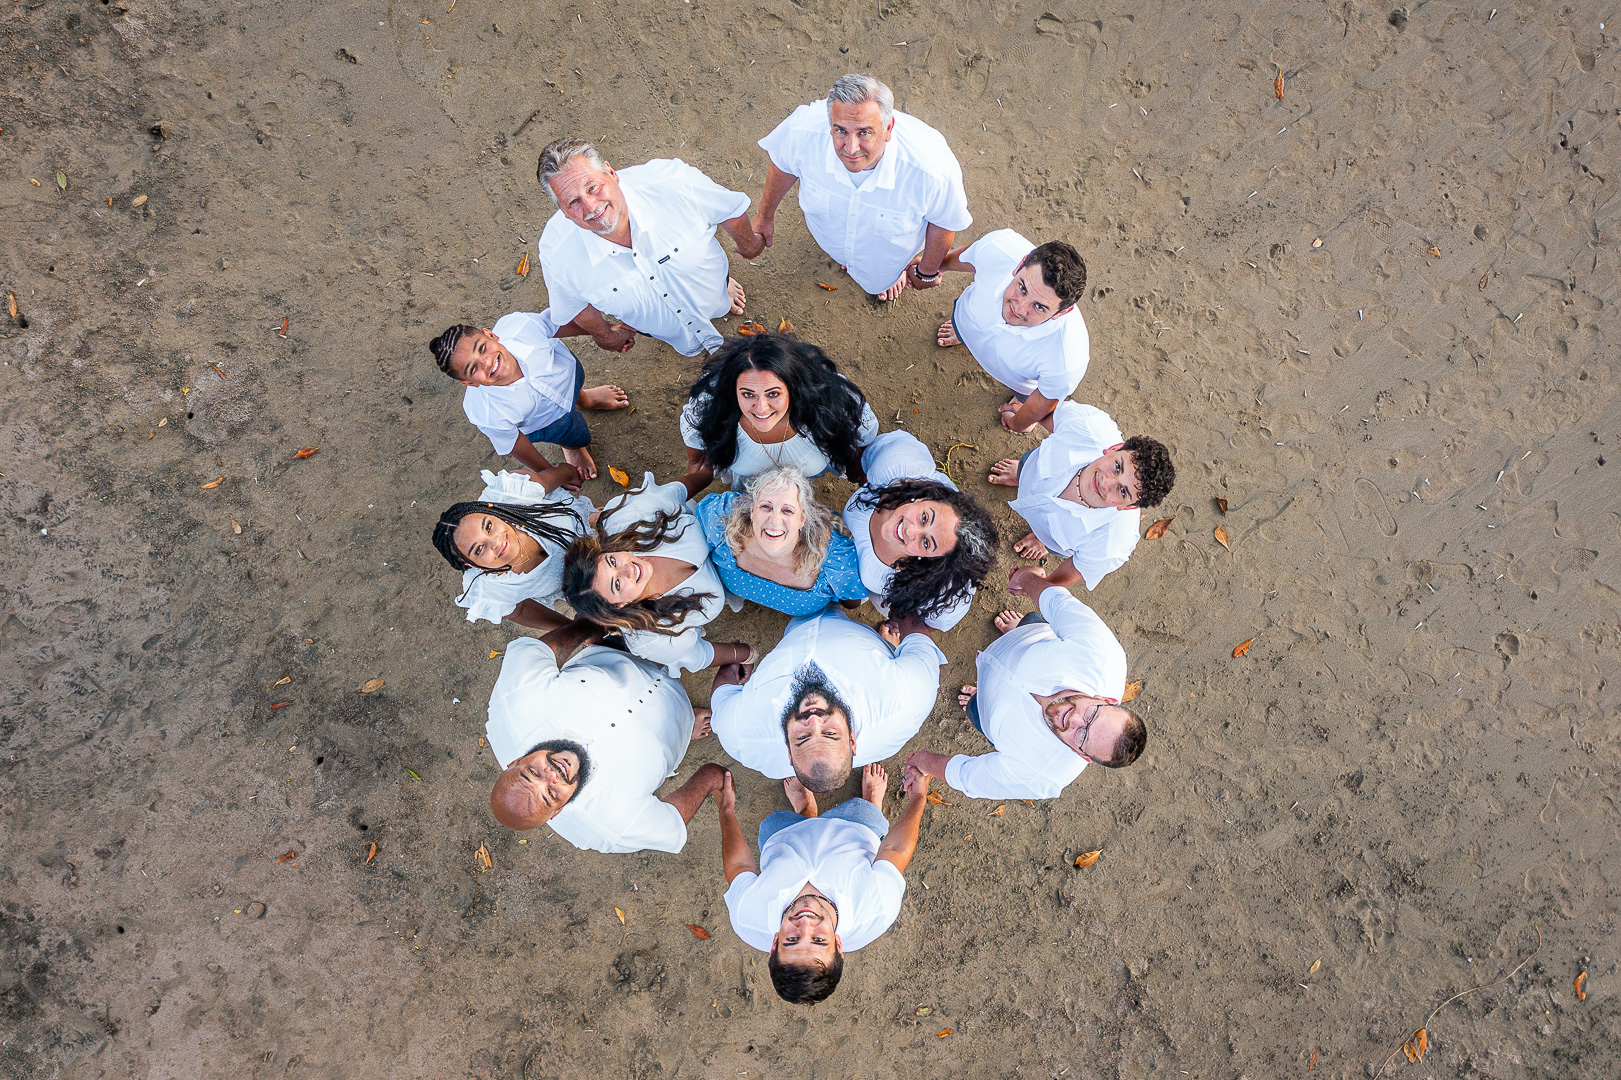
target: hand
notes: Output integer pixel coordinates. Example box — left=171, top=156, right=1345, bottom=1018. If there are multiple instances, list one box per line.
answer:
left=734, top=226, right=766, bottom=261
left=750, top=211, right=774, bottom=249
left=999, top=401, right=1036, bottom=433
left=715, top=768, right=737, bottom=814
left=907, top=260, right=943, bottom=290
left=901, top=763, right=932, bottom=800
left=531, top=462, right=583, bottom=493
left=711, top=662, right=750, bottom=691
left=906, top=750, right=950, bottom=779
left=880, top=612, right=932, bottom=644
left=592, top=323, right=637, bottom=354
left=1007, top=565, right=1048, bottom=597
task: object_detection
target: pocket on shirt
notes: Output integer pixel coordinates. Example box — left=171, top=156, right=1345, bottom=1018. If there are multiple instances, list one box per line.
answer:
left=872, top=207, right=925, bottom=253
left=799, top=181, right=835, bottom=217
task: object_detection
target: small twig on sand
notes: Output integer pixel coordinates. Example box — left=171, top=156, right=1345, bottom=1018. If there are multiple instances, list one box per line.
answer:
left=513, top=108, right=544, bottom=139
left=1377, top=926, right=1542, bottom=1075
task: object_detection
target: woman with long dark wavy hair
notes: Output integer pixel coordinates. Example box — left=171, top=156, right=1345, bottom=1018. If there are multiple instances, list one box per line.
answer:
left=561, top=470, right=756, bottom=675
left=680, top=333, right=879, bottom=489
left=431, top=464, right=594, bottom=632
left=844, top=431, right=999, bottom=630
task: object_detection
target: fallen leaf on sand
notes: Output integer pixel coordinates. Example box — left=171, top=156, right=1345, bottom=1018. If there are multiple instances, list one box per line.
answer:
left=406, top=768, right=422, bottom=781
left=1575, top=971, right=1587, bottom=1000
left=614, top=907, right=625, bottom=925
left=1144, top=517, right=1173, bottom=540
left=926, top=789, right=948, bottom=805
left=1233, top=638, right=1255, bottom=658
left=1214, top=525, right=1230, bottom=549
left=1479, top=272, right=1489, bottom=290
left=1274, top=71, right=1284, bottom=99
left=158, top=417, right=167, bottom=427
left=1401, top=1028, right=1427, bottom=1063
left=366, top=842, right=378, bottom=863
left=937, top=1029, right=954, bottom=1038
left=6, top=293, right=16, bottom=321
left=200, top=477, right=225, bottom=490
left=916, top=1006, right=934, bottom=1016
left=269, top=701, right=291, bottom=709
left=360, top=678, right=385, bottom=693
left=211, top=362, right=226, bottom=379
left=1309, top=1048, right=1317, bottom=1069
left=817, top=282, right=837, bottom=290
left=56, top=171, right=67, bottom=190
left=230, top=516, right=242, bottom=534
left=474, top=843, right=492, bottom=872
left=1074, top=850, right=1102, bottom=868
left=488, top=650, right=502, bottom=659
left=1427, top=246, right=1441, bottom=258
left=293, top=446, right=319, bottom=459
left=275, top=850, right=297, bottom=863
left=608, top=465, right=629, bottom=487
left=686, top=924, right=710, bottom=939
left=1308, top=958, right=1321, bottom=976
left=1216, top=497, right=1228, bottom=514
left=989, top=804, right=1005, bottom=816
left=278, top=317, right=289, bottom=338
left=515, top=252, right=530, bottom=277
left=303, top=637, right=314, bottom=643
left=1311, top=237, right=1323, bottom=249
left=778, top=318, right=793, bottom=333
left=132, top=194, right=147, bottom=207
left=737, top=321, right=767, bottom=335
left=274, top=674, right=291, bottom=687
left=1121, top=677, right=1143, bottom=703
left=964, top=833, right=973, bottom=841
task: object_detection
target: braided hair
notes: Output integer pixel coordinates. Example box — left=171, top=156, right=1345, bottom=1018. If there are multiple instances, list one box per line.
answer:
left=851, top=478, right=998, bottom=621
left=432, top=498, right=587, bottom=600
left=429, top=324, right=478, bottom=378
left=561, top=496, right=716, bottom=634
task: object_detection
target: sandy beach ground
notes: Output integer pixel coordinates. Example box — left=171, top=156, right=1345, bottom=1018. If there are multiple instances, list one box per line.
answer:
left=2, top=1, right=1618, bottom=1076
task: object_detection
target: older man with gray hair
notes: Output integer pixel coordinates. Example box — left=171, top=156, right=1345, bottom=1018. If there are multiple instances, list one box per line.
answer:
left=752, top=74, right=972, bottom=303
left=535, top=139, right=765, bottom=357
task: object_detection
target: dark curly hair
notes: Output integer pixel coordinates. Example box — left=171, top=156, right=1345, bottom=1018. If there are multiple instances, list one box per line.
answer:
left=768, top=944, right=843, bottom=1005
left=685, top=335, right=869, bottom=480
left=1122, top=436, right=1175, bottom=508
left=429, top=324, right=478, bottom=378
left=851, top=478, right=998, bottom=621
left=1019, top=241, right=1087, bottom=309
left=432, top=498, right=586, bottom=600
left=560, top=497, right=715, bottom=634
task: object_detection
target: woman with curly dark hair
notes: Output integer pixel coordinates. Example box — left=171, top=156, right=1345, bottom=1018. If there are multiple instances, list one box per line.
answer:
left=561, top=470, right=756, bottom=675
left=844, top=431, right=999, bottom=631
left=681, top=333, right=879, bottom=489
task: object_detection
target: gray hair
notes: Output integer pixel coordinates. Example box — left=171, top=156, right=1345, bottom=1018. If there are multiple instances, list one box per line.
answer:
left=537, top=138, right=608, bottom=206
left=724, top=464, right=838, bottom=581
left=826, top=74, right=894, bottom=127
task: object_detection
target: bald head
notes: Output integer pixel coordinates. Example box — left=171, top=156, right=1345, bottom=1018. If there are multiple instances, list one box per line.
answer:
left=490, top=741, right=587, bottom=829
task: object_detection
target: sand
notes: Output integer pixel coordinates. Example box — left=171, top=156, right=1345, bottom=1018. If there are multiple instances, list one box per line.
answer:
left=2, top=1, right=1618, bottom=1076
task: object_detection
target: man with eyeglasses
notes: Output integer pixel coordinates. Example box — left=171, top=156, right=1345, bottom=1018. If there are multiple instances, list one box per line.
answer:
left=905, top=567, right=1147, bottom=799
left=483, top=618, right=726, bottom=853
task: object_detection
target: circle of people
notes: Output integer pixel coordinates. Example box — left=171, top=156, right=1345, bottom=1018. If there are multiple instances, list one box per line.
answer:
left=425, top=76, right=1177, bottom=1005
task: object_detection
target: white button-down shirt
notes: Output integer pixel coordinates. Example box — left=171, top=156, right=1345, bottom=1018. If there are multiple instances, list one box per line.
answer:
left=952, top=229, right=1091, bottom=400
left=460, top=310, right=582, bottom=456
left=944, top=587, right=1128, bottom=800
left=1009, top=401, right=1141, bottom=590
left=455, top=469, right=594, bottom=625
left=759, top=103, right=972, bottom=295
left=537, top=159, right=750, bottom=356
left=711, top=608, right=946, bottom=778
left=843, top=431, right=974, bottom=631
left=724, top=815, right=907, bottom=953
left=484, top=639, right=693, bottom=854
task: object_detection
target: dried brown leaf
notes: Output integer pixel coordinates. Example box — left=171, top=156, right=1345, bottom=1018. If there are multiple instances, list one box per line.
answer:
left=360, top=678, right=385, bottom=694
left=275, top=850, right=297, bottom=863
left=817, top=282, right=837, bottom=290
left=737, top=322, right=767, bottom=336
left=926, top=789, right=946, bottom=805
left=989, top=804, right=1005, bottom=816
left=132, top=194, right=148, bottom=207
left=1144, top=517, right=1173, bottom=540
left=1308, top=958, right=1321, bottom=976
left=200, top=476, right=225, bottom=490
left=916, top=1006, right=934, bottom=1015
left=6, top=293, right=16, bottom=321
left=474, top=843, right=492, bottom=872
left=1479, top=272, right=1489, bottom=291
left=1400, top=1028, right=1428, bottom=1062
left=686, top=924, right=710, bottom=939
left=366, top=842, right=378, bottom=863
left=515, top=252, right=530, bottom=277
left=230, top=515, right=242, bottom=534
left=211, top=362, right=227, bottom=379
left=1311, top=237, right=1323, bottom=249
left=293, top=446, right=319, bottom=459
left=778, top=318, right=793, bottom=333
left=1214, top=525, right=1230, bottom=549
left=1216, top=497, right=1228, bottom=514
left=1232, top=638, right=1255, bottom=658
left=1120, top=677, right=1143, bottom=703
left=1427, top=246, right=1441, bottom=258
left=608, top=465, right=629, bottom=487
left=269, top=701, right=291, bottom=709
left=1074, top=849, right=1102, bottom=868
left=1575, top=971, right=1587, bottom=1000
left=936, top=1029, right=954, bottom=1039
left=278, top=317, right=289, bottom=338
left=1274, top=71, right=1284, bottom=99
left=274, top=674, right=291, bottom=687
left=614, top=906, right=625, bottom=925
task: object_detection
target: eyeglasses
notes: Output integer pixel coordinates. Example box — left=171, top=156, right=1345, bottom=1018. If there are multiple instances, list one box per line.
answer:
left=1056, top=700, right=1099, bottom=762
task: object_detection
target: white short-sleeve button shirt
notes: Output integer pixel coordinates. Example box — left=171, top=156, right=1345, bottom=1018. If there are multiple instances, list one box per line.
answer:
left=537, top=159, right=750, bottom=357
left=460, top=310, right=582, bottom=456
left=952, top=229, right=1090, bottom=401
left=759, top=103, right=972, bottom=295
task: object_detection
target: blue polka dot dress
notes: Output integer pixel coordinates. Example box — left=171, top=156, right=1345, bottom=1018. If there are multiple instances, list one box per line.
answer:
left=695, top=492, right=867, bottom=617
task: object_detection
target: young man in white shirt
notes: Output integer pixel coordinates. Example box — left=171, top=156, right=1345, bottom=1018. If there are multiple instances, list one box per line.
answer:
left=987, top=400, right=1176, bottom=590
left=484, top=617, right=726, bottom=854
left=535, top=138, right=764, bottom=357
left=932, top=229, right=1090, bottom=433
left=710, top=759, right=934, bottom=1004
left=752, top=74, right=972, bottom=303
left=709, top=606, right=944, bottom=791
left=431, top=309, right=629, bottom=481
left=906, top=568, right=1147, bottom=801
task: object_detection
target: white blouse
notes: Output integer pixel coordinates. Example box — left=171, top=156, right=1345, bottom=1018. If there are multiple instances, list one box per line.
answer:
left=680, top=387, right=879, bottom=488
left=456, top=470, right=595, bottom=625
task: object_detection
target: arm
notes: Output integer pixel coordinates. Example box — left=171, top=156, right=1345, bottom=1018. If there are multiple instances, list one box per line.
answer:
left=679, top=449, right=715, bottom=497
left=1007, top=565, right=1060, bottom=605
left=568, top=305, right=637, bottom=354
left=999, top=390, right=1061, bottom=434
left=1043, top=557, right=1084, bottom=589
left=714, top=770, right=758, bottom=884
left=538, top=617, right=607, bottom=668
left=750, top=163, right=799, bottom=249
left=906, top=224, right=957, bottom=290
left=721, top=214, right=766, bottom=261
left=507, top=434, right=555, bottom=476
left=660, top=762, right=728, bottom=825
left=874, top=765, right=931, bottom=874
left=505, top=599, right=571, bottom=633
left=934, top=243, right=976, bottom=276
left=519, top=462, right=584, bottom=493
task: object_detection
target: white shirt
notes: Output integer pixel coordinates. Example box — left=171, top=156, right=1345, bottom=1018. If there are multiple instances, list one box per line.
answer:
left=599, top=473, right=733, bottom=675
left=537, top=159, right=750, bottom=356
left=843, top=431, right=974, bottom=631
left=484, top=639, right=692, bottom=854
left=759, top=103, right=972, bottom=295
left=952, top=230, right=1090, bottom=400
left=711, top=608, right=946, bottom=777
left=724, top=814, right=906, bottom=953
left=680, top=388, right=880, bottom=487
left=1008, top=401, right=1141, bottom=590
left=460, top=310, right=582, bottom=456
left=944, top=587, right=1128, bottom=800
left=456, top=469, right=595, bottom=625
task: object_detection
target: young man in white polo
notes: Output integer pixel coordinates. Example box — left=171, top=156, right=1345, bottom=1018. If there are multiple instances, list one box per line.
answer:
left=431, top=309, right=628, bottom=481
left=932, top=229, right=1090, bottom=434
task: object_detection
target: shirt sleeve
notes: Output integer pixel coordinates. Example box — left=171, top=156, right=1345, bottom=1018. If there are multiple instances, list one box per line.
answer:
left=680, top=394, right=709, bottom=451
left=757, top=109, right=804, bottom=176
left=860, top=431, right=940, bottom=487
left=923, top=151, right=973, bottom=233
left=1069, top=537, right=1131, bottom=592
left=1035, top=357, right=1082, bottom=403
left=924, top=587, right=973, bottom=632
left=457, top=573, right=520, bottom=625
left=842, top=860, right=907, bottom=950
left=463, top=393, right=523, bottom=457
left=607, top=798, right=689, bottom=854
left=671, top=159, right=751, bottom=228
left=722, top=872, right=776, bottom=952
left=537, top=220, right=592, bottom=325
left=853, top=397, right=881, bottom=449
left=622, top=624, right=716, bottom=677
left=944, top=751, right=1069, bottom=800
left=1038, top=585, right=1113, bottom=645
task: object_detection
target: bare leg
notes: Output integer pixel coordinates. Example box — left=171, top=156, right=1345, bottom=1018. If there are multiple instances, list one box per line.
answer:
left=727, top=278, right=747, bottom=315
left=937, top=320, right=961, bottom=347
left=690, top=707, right=712, bottom=741
left=860, top=761, right=888, bottom=815
left=987, top=457, right=1020, bottom=486
left=579, top=384, right=629, bottom=410
left=957, top=685, right=977, bottom=710
left=993, top=610, right=1025, bottom=634
left=562, top=445, right=598, bottom=480
left=1013, top=532, right=1050, bottom=559
left=784, top=777, right=819, bottom=818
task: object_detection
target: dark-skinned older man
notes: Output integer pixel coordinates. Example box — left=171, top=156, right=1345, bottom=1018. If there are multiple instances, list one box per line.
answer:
left=484, top=618, right=724, bottom=853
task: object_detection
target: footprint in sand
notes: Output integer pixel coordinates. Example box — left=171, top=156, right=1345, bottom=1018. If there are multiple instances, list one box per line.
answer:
left=1353, top=478, right=1398, bottom=537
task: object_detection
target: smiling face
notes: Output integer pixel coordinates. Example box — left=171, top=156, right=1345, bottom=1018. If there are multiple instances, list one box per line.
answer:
left=450, top=330, right=521, bottom=387
left=735, top=369, right=791, bottom=438
left=773, top=891, right=841, bottom=968
left=1001, top=263, right=1068, bottom=327
left=828, top=99, right=894, bottom=173
left=591, top=551, right=654, bottom=605
left=1036, top=692, right=1128, bottom=764
left=1071, top=445, right=1142, bottom=509
left=452, top=512, right=538, bottom=572
left=784, top=695, right=853, bottom=785
left=491, top=746, right=582, bottom=827
left=749, top=482, right=805, bottom=558
left=547, top=156, right=625, bottom=237
left=888, top=499, right=960, bottom=559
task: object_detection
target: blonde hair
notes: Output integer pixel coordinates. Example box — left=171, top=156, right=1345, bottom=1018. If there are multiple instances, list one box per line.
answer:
left=724, top=465, right=837, bottom=581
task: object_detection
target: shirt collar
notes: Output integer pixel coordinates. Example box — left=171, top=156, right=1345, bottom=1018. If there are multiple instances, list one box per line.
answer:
left=821, top=131, right=901, bottom=191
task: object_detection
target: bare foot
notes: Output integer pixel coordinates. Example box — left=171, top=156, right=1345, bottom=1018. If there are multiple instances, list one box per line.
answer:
left=727, top=277, right=747, bottom=315
left=860, top=761, right=889, bottom=814
left=562, top=445, right=598, bottom=480
left=936, top=320, right=960, bottom=347
left=877, top=272, right=908, bottom=304
left=784, top=777, right=819, bottom=818
left=1013, top=532, right=1049, bottom=559
left=957, top=684, right=977, bottom=710
left=987, top=457, right=1020, bottom=486
left=690, top=707, right=712, bottom=741
left=579, top=384, right=629, bottom=411
left=993, top=610, right=1026, bottom=634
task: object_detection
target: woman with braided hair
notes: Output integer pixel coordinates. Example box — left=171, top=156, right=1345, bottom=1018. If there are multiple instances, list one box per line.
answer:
left=432, top=465, right=595, bottom=632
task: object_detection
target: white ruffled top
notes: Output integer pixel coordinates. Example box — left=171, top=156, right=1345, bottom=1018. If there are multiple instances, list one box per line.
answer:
left=455, top=469, right=595, bottom=625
